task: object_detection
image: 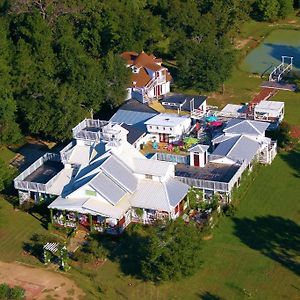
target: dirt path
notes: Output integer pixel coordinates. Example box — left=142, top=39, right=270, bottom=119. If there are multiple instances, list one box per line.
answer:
left=0, top=261, right=85, bottom=300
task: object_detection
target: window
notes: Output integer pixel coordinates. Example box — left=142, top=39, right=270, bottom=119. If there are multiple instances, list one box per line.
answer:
left=163, top=127, right=165, bottom=130
left=170, top=128, right=173, bottom=131
left=156, top=126, right=159, bottom=130
left=149, top=126, right=152, bottom=129
left=145, top=174, right=153, bottom=180
left=85, top=190, right=97, bottom=196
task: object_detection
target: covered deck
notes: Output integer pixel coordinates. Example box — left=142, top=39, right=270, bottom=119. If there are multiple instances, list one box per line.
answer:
left=14, top=153, right=63, bottom=197
left=50, top=208, right=130, bottom=235
left=175, top=160, right=247, bottom=195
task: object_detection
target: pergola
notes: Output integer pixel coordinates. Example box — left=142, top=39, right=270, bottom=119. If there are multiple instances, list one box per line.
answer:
left=43, top=242, right=70, bottom=271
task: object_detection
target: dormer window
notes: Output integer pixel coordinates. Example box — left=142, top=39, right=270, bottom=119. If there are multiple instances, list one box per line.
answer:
left=132, top=66, right=139, bottom=73
left=145, top=174, right=153, bottom=180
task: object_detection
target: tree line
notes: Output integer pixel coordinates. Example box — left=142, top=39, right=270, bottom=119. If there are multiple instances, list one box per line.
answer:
left=0, top=0, right=298, bottom=143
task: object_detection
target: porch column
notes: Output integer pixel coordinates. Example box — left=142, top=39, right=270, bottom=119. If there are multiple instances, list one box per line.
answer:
left=89, top=214, right=93, bottom=232
left=50, top=208, right=54, bottom=224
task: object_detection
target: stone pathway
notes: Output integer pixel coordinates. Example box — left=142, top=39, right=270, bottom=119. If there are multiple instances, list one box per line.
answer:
left=67, top=230, right=87, bottom=253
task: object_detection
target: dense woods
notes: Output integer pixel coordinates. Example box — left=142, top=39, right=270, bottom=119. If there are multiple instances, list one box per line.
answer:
left=0, top=0, right=298, bottom=142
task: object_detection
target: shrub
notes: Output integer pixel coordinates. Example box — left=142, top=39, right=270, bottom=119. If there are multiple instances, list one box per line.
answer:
left=0, top=283, right=25, bottom=299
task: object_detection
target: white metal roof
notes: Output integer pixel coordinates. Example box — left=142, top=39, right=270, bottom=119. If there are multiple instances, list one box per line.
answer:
left=220, top=104, right=246, bottom=114
left=188, top=144, right=209, bottom=153
left=129, top=179, right=188, bottom=212
left=47, top=168, right=74, bottom=195
left=89, top=171, right=127, bottom=206
left=145, top=113, right=190, bottom=127
left=48, top=196, right=131, bottom=219
left=133, top=158, right=173, bottom=177
left=82, top=195, right=131, bottom=219
left=212, top=135, right=260, bottom=164
left=255, top=100, right=284, bottom=112
left=224, top=119, right=269, bottom=136
left=100, top=156, right=138, bottom=193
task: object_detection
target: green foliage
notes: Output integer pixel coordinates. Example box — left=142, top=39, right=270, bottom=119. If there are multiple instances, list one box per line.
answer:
left=0, top=20, right=21, bottom=145
left=268, top=121, right=297, bottom=150
left=277, top=0, right=294, bottom=18
left=0, top=283, right=25, bottom=300
left=0, top=159, right=16, bottom=192
left=135, top=208, right=144, bottom=218
left=253, top=0, right=294, bottom=21
left=188, top=187, right=203, bottom=210
left=73, top=238, right=108, bottom=263
left=0, top=0, right=296, bottom=143
left=255, top=0, right=279, bottom=21
left=23, top=233, right=61, bottom=260
left=177, top=39, right=235, bottom=92
left=140, top=219, right=203, bottom=282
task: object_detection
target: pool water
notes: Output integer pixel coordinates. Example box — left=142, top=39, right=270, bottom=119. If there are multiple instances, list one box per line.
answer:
left=240, top=29, right=300, bottom=74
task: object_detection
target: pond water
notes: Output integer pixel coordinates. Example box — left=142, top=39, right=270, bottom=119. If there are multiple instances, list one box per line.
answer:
left=240, top=29, right=300, bottom=74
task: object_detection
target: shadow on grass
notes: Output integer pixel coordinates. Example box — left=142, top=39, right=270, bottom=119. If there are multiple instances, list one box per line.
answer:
left=280, top=149, right=300, bottom=179
left=233, top=216, right=300, bottom=276
left=91, top=227, right=149, bottom=280
left=198, top=291, right=224, bottom=299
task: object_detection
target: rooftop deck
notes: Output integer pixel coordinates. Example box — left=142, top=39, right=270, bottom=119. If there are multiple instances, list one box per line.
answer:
left=24, top=161, right=64, bottom=184
left=175, top=162, right=241, bottom=183
left=72, top=119, right=109, bottom=141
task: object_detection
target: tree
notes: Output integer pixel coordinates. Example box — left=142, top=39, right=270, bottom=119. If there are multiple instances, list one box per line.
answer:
left=177, top=39, right=235, bottom=92
left=255, top=0, right=280, bottom=21
left=141, top=220, right=203, bottom=281
left=0, top=20, right=21, bottom=145
left=0, top=159, right=16, bottom=192
left=277, top=0, right=294, bottom=19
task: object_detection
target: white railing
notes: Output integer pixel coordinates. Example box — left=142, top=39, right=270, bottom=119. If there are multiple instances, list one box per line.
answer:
left=72, top=119, right=109, bottom=141
left=14, top=153, right=61, bottom=193
left=155, top=152, right=189, bottom=164
left=60, top=140, right=76, bottom=164
left=157, top=75, right=166, bottom=84
left=217, top=111, right=247, bottom=119
left=227, top=160, right=248, bottom=191
left=145, top=77, right=157, bottom=90
left=176, top=176, right=230, bottom=192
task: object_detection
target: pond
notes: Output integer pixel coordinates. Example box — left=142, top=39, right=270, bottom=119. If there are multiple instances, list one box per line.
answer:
left=240, top=29, right=300, bottom=74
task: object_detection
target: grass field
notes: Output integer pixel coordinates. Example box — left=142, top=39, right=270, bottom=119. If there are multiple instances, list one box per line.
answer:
left=0, top=199, right=47, bottom=264
left=0, top=147, right=15, bottom=163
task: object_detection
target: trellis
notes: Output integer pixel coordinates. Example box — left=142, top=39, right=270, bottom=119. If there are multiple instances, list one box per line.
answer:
left=43, top=242, right=70, bottom=271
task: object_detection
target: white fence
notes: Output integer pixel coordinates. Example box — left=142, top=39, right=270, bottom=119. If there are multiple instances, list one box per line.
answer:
left=152, top=152, right=189, bottom=164
left=14, top=153, right=61, bottom=193
left=72, top=119, right=109, bottom=141
left=60, top=140, right=76, bottom=164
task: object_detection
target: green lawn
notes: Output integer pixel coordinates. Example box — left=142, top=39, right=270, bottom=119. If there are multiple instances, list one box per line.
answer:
left=68, top=151, right=300, bottom=299
left=272, top=90, right=300, bottom=125
left=0, top=147, right=16, bottom=163
left=0, top=199, right=47, bottom=264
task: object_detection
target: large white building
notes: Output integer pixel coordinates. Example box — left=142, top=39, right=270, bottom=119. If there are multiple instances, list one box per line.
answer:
left=145, top=113, right=191, bottom=143
left=121, top=51, right=172, bottom=103
left=14, top=119, right=189, bottom=234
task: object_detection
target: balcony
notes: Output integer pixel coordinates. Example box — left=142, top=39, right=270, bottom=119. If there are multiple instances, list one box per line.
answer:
left=14, top=153, right=63, bottom=193
left=72, top=119, right=109, bottom=141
